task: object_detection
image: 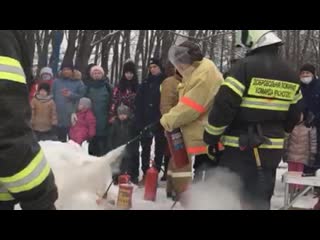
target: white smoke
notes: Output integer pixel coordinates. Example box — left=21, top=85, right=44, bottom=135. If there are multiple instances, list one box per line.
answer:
left=185, top=167, right=243, bottom=210
left=40, top=141, right=126, bottom=210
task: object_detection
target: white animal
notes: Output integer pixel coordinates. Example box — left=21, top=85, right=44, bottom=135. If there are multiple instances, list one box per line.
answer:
left=39, top=140, right=125, bottom=210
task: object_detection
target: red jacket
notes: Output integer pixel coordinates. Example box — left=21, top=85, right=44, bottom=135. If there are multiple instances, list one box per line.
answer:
left=29, top=79, right=54, bottom=102
left=69, top=109, right=96, bottom=145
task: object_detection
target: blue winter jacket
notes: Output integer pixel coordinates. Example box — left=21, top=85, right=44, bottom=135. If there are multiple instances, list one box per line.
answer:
left=301, top=78, right=320, bottom=126
left=52, top=77, right=86, bottom=127
left=135, top=73, right=166, bottom=130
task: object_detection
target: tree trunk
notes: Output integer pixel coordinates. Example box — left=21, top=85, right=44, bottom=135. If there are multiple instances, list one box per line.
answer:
left=188, top=30, right=196, bottom=40
left=62, top=30, right=78, bottom=67
left=26, top=30, right=36, bottom=65
left=101, top=30, right=111, bottom=73
left=119, top=33, right=126, bottom=81
left=36, top=30, right=52, bottom=74
left=161, top=30, right=174, bottom=63
left=220, top=31, right=225, bottom=71
left=75, top=30, right=95, bottom=73
left=153, top=31, right=163, bottom=60
left=300, top=30, right=311, bottom=66
left=124, top=30, right=131, bottom=60
left=285, top=30, right=291, bottom=61
left=147, top=30, right=157, bottom=67
left=134, top=30, right=146, bottom=76
left=49, top=30, right=64, bottom=76
left=292, top=30, right=297, bottom=68
left=296, top=30, right=300, bottom=70
left=111, top=33, right=120, bottom=84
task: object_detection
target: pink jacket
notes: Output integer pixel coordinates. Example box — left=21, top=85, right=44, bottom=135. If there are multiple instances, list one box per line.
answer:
left=283, top=123, right=317, bottom=165
left=69, top=109, right=96, bottom=145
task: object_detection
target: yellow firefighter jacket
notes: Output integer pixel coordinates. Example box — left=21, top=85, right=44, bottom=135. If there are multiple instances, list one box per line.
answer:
left=160, top=58, right=223, bottom=156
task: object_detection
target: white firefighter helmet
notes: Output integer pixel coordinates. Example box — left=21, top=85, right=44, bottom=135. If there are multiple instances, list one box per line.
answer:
left=235, top=30, right=282, bottom=52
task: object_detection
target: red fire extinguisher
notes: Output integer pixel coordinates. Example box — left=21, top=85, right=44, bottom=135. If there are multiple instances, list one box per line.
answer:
left=165, top=128, right=189, bottom=168
left=118, top=172, right=131, bottom=185
left=144, top=161, right=158, bottom=201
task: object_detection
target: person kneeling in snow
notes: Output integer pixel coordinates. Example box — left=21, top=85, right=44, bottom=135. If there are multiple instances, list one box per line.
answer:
left=69, top=98, right=96, bottom=145
left=108, top=104, right=138, bottom=184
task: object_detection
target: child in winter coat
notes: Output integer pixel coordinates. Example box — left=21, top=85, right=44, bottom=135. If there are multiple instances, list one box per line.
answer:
left=108, top=103, right=137, bottom=184
left=31, top=82, right=58, bottom=141
left=283, top=113, right=317, bottom=192
left=69, top=97, right=96, bottom=145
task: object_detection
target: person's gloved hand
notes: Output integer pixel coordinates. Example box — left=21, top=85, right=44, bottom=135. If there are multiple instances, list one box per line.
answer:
left=207, top=145, right=217, bottom=160
left=141, top=122, right=159, bottom=138
left=207, top=142, right=224, bottom=161
left=71, top=113, right=78, bottom=126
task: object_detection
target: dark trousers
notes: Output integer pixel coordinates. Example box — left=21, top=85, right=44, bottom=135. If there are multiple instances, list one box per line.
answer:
left=56, top=126, right=69, bottom=142
left=141, top=126, right=166, bottom=174
left=89, top=136, right=108, bottom=157
left=219, top=147, right=282, bottom=210
left=34, top=130, right=58, bottom=141
left=193, top=154, right=218, bottom=183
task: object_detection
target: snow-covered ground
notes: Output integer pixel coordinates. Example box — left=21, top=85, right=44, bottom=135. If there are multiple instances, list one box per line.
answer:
left=15, top=141, right=318, bottom=210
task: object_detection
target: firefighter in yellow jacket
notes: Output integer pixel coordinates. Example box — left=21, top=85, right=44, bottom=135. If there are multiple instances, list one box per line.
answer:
left=0, top=30, right=58, bottom=210
left=204, top=30, right=303, bottom=210
left=160, top=41, right=224, bottom=201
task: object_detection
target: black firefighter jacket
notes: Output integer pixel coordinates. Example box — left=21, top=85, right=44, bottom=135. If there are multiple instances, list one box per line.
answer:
left=204, top=45, right=304, bottom=152
left=0, top=30, right=57, bottom=208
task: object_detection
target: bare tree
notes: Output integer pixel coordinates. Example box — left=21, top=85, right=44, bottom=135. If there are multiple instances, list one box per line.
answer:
left=35, top=30, right=53, bottom=74
left=75, top=30, right=95, bottom=73
left=62, top=30, right=78, bottom=67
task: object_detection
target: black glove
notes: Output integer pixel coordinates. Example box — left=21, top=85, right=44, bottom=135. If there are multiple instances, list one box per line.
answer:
left=141, top=128, right=154, bottom=138
left=207, top=142, right=224, bottom=161
left=141, top=122, right=159, bottom=138
left=207, top=145, right=216, bottom=160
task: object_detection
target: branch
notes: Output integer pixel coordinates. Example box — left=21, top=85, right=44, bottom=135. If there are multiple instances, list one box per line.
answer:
left=90, top=30, right=121, bottom=47
left=164, top=30, right=232, bottom=43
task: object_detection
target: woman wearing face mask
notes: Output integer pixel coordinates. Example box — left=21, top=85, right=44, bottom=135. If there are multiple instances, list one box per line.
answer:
left=300, top=64, right=320, bottom=167
left=299, top=64, right=320, bottom=127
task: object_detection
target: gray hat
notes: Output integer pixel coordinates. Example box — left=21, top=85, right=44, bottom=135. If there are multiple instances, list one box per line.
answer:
left=117, top=103, right=130, bottom=116
left=79, top=97, right=92, bottom=109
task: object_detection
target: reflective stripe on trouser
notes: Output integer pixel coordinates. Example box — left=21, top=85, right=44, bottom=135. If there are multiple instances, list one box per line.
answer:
left=169, top=159, right=192, bottom=194
left=0, top=150, right=51, bottom=193
left=0, top=185, right=14, bottom=201
left=0, top=56, right=26, bottom=84
left=221, top=135, right=284, bottom=149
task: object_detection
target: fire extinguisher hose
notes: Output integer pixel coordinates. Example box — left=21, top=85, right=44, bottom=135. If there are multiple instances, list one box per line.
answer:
left=126, top=121, right=160, bottom=146
left=102, top=180, right=114, bottom=199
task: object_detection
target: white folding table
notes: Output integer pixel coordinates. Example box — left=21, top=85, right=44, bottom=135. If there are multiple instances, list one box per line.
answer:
left=281, top=171, right=320, bottom=210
